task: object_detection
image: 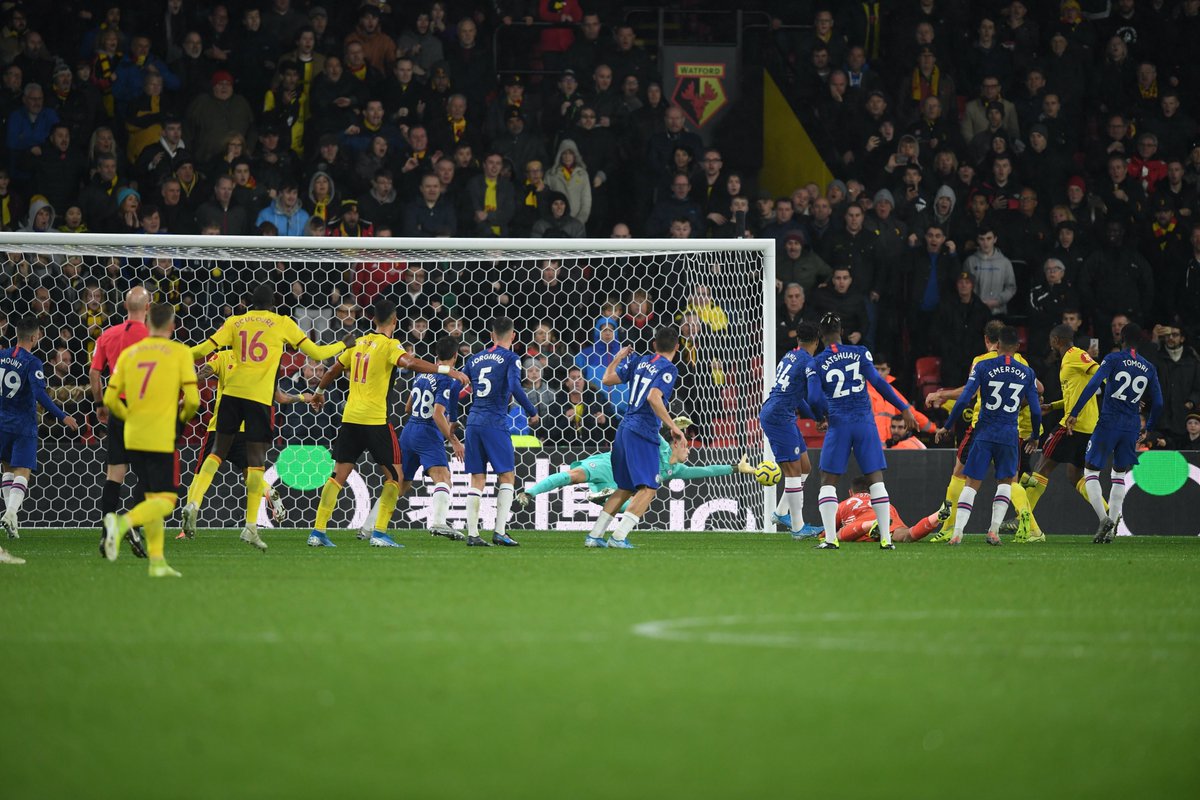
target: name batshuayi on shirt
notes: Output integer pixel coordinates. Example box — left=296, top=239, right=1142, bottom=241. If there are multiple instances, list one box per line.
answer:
left=817, top=350, right=861, bottom=370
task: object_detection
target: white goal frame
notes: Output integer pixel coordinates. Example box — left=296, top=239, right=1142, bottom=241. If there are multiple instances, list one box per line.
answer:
left=0, top=233, right=775, bottom=532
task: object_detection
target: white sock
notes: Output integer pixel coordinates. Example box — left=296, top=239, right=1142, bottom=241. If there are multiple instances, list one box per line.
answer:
left=430, top=482, right=451, bottom=527
left=587, top=511, right=614, bottom=539
left=989, top=483, right=1012, bottom=533
left=784, top=476, right=804, bottom=532
left=362, top=496, right=381, bottom=531
left=5, top=475, right=27, bottom=517
left=954, top=486, right=977, bottom=539
left=1108, top=470, right=1129, bottom=523
left=819, top=485, right=839, bottom=543
left=612, top=512, right=639, bottom=541
left=774, top=494, right=789, bottom=516
left=495, top=484, right=514, bottom=535
left=465, top=489, right=482, bottom=537
left=868, top=481, right=891, bottom=545
left=1083, top=469, right=1107, bottom=520
left=1, top=471, right=13, bottom=504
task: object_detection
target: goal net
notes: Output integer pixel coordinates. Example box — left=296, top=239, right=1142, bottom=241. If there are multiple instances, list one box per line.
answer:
left=0, top=234, right=774, bottom=533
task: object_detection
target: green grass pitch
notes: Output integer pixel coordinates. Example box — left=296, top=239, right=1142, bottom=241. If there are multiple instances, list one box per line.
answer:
left=2, top=530, right=1197, bottom=799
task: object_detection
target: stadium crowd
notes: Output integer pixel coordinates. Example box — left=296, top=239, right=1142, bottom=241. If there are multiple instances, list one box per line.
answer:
left=1, top=0, right=1200, bottom=450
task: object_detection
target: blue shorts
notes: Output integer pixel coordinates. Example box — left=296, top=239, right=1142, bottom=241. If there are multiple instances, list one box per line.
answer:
left=760, top=414, right=806, bottom=463
left=464, top=426, right=514, bottom=475
left=1085, top=425, right=1140, bottom=471
left=963, top=438, right=1019, bottom=481
left=0, top=431, right=37, bottom=471
left=612, top=426, right=661, bottom=491
left=399, top=423, right=449, bottom=481
left=819, top=420, right=885, bottom=475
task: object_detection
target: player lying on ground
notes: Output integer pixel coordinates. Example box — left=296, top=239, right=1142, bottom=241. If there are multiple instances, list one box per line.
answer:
left=584, top=326, right=686, bottom=549
left=308, top=300, right=469, bottom=548
left=1064, top=322, right=1163, bottom=543
left=833, top=475, right=946, bottom=542
left=185, top=283, right=348, bottom=551
left=0, top=317, right=79, bottom=563
left=759, top=320, right=824, bottom=539
left=101, top=303, right=199, bottom=577
left=176, top=348, right=311, bottom=539
left=807, top=313, right=917, bottom=550
left=515, top=419, right=755, bottom=511
left=935, top=326, right=1041, bottom=546
left=461, top=316, right=538, bottom=547
left=923, top=320, right=1043, bottom=543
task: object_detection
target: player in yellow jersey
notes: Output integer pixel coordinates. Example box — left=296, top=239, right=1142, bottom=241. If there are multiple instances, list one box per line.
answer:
left=175, top=348, right=313, bottom=539
left=182, top=283, right=347, bottom=550
left=307, top=298, right=469, bottom=547
left=101, top=304, right=199, bottom=577
left=923, top=320, right=1045, bottom=543
left=1020, top=323, right=1102, bottom=524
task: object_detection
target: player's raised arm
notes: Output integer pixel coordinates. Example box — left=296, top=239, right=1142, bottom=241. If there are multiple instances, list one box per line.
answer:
left=396, top=351, right=469, bottom=387
left=602, top=346, right=634, bottom=386
left=190, top=318, right=234, bottom=361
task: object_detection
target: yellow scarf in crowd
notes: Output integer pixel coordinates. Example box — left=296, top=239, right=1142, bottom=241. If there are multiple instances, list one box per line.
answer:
left=911, top=65, right=940, bottom=101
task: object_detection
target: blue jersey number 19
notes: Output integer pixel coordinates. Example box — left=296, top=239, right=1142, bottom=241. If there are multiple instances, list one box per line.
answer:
left=0, top=367, right=23, bottom=398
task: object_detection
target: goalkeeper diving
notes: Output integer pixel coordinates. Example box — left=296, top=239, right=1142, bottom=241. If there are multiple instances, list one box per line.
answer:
left=515, top=416, right=755, bottom=510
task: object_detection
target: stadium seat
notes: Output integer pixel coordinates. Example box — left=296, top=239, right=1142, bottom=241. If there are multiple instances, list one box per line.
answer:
left=915, top=356, right=941, bottom=385
left=1016, top=326, right=1029, bottom=353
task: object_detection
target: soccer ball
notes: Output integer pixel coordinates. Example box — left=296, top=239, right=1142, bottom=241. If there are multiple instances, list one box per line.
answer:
left=754, top=461, right=782, bottom=486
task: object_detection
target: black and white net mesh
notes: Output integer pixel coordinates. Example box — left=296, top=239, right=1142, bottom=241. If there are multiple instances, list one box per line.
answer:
left=0, top=234, right=773, bottom=532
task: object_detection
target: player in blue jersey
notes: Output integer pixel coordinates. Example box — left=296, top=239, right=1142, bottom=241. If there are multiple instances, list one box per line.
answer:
left=0, top=317, right=79, bottom=558
left=400, top=335, right=467, bottom=541
left=1063, top=322, right=1164, bottom=543
left=759, top=321, right=824, bottom=539
left=462, top=317, right=539, bottom=547
left=584, top=326, right=687, bottom=549
left=935, top=327, right=1042, bottom=546
left=806, top=313, right=917, bottom=550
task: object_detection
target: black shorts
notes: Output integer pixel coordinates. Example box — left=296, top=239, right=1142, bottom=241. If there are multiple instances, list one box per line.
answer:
left=106, top=416, right=128, bottom=465
left=1042, top=427, right=1089, bottom=469
left=333, top=422, right=399, bottom=479
left=201, top=428, right=248, bottom=471
left=956, top=425, right=975, bottom=464
left=128, top=450, right=181, bottom=495
left=216, top=396, right=273, bottom=442
left=1018, top=436, right=1033, bottom=476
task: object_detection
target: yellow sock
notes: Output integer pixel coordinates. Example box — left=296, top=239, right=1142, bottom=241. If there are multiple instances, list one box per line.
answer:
left=375, top=480, right=401, bottom=533
left=314, top=478, right=343, bottom=533
left=1076, top=475, right=1108, bottom=511
left=944, top=474, right=966, bottom=530
left=245, top=467, right=265, bottom=526
left=1026, top=472, right=1049, bottom=509
left=125, top=493, right=175, bottom=560
left=1010, top=484, right=1040, bottom=532
left=188, top=455, right=222, bottom=508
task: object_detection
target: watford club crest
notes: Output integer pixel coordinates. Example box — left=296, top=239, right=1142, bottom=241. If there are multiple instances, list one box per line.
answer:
left=672, top=63, right=728, bottom=128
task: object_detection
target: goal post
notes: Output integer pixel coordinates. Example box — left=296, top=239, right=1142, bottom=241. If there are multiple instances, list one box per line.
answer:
left=0, top=233, right=776, bottom=533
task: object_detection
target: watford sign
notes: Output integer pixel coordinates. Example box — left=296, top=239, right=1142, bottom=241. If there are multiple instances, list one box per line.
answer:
left=671, top=63, right=728, bottom=129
